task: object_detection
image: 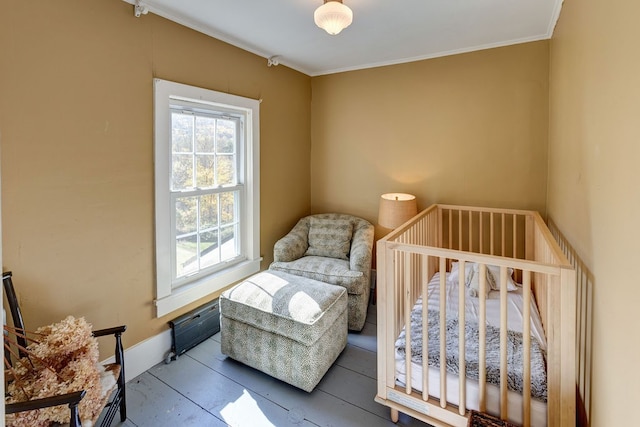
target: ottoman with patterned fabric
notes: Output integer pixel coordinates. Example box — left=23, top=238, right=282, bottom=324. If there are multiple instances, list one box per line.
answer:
left=220, top=270, right=348, bottom=392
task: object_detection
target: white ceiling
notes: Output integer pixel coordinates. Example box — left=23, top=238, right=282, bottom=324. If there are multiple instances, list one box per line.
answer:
left=126, top=0, right=563, bottom=76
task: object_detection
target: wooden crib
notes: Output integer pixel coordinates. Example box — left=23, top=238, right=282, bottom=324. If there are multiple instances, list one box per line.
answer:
left=375, top=204, right=576, bottom=427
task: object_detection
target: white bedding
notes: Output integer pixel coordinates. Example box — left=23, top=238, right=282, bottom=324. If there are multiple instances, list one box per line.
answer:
left=394, top=272, right=548, bottom=426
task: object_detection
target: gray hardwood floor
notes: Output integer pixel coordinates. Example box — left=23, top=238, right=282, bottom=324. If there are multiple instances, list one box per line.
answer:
left=113, top=303, right=432, bottom=427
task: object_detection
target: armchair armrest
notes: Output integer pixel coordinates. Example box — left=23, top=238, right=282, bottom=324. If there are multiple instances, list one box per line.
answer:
left=273, top=219, right=310, bottom=262
left=349, top=223, right=374, bottom=274
left=6, top=390, right=86, bottom=427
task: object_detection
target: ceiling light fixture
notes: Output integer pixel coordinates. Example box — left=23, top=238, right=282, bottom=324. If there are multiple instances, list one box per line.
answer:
left=314, top=0, right=353, bottom=35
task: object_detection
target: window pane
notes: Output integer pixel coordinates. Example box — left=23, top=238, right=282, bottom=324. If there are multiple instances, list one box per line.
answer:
left=196, top=155, right=215, bottom=188
left=200, top=193, right=218, bottom=230
left=220, top=191, right=236, bottom=225
left=216, top=154, right=235, bottom=186
left=175, top=196, right=197, bottom=236
left=195, top=116, right=216, bottom=153
left=172, top=154, right=193, bottom=190
left=172, top=113, right=193, bottom=153
left=216, top=119, right=235, bottom=154
left=200, top=230, right=219, bottom=269
left=176, top=235, right=198, bottom=278
left=220, top=225, right=237, bottom=262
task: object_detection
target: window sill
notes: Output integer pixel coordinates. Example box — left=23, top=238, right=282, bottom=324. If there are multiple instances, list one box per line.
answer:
left=155, top=258, right=261, bottom=318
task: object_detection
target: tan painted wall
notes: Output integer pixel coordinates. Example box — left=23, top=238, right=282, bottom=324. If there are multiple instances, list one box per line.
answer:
left=310, top=42, right=550, bottom=240
left=0, top=0, right=311, bottom=352
left=548, top=0, right=640, bottom=424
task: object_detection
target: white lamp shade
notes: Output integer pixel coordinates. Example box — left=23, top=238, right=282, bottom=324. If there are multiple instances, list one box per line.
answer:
left=378, top=193, right=418, bottom=229
left=314, top=1, right=353, bottom=35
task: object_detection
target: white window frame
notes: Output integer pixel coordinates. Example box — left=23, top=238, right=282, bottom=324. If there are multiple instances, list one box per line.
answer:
left=154, top=79, right=260, bottom=317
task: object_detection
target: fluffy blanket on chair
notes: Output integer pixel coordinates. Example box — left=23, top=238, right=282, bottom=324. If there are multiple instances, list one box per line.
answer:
left=396, top=305, right=547, bottom=401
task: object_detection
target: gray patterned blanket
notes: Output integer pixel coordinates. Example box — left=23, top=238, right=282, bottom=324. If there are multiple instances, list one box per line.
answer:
left=396, top=304, right=547, bottom=401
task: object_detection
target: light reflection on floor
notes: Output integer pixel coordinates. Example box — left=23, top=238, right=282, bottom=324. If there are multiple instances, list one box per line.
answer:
left=220, top=389, right=276, bottom=427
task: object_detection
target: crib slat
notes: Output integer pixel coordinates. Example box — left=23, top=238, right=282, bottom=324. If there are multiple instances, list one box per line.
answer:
left=422, top=256, right=429, bottom=399
left=468, top=211, right=473, bottom=251
left=478, top=263, right=487, bottom=412
left=490, top=213, right=495, bottom=255
left=416, top=253, right=421, bottom=300
left=512, top=214, right=517, bottom=258
left=499, top=213, right=504, bottom=256
left=396, top=248, right=402, bottom=338
left=499, top=266, right=508, bottom=420
left=439, top=257, right=447, bottom=408
left=479, top=212, right=484, bottom=254
left=523, top=270, right=532, bottom=427
left=458, top=209, right=463, bottom=250
left=458, top=260, right=466, bottom=415
left=405, top=252, right=412, bottom=395
left=448, top=209, right=453, bottom=249
left=438, top=208, right=444, bottom=248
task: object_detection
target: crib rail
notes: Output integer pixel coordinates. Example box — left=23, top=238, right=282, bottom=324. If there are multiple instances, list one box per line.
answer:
left=548, top=218, right=592, bottom=426
left=375, top=204, right=576, bottom=427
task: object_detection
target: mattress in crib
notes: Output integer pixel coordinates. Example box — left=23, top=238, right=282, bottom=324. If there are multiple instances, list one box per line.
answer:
left=394, top=272, right=548, bottom=426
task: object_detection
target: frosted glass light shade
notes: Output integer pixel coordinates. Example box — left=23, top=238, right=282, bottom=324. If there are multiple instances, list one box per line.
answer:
left=378, top=193, right=418, bottom=229
left=314, top=1, right=353, bottom=35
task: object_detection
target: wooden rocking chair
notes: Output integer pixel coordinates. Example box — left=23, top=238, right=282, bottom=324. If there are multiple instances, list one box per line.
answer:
left=3, top=271, right=127, bottom=427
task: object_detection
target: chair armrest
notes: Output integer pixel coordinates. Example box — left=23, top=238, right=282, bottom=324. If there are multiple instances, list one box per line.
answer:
left=273, top=219, right=309, bottom=262
left=349, top=223, right=374, bottom=274
left=92, top=325, right=126, bottom=338
left=6, top=390, right=86, bottom=427
left=6, top=390, right=86, bottom=414
left=92, top=325, right=126, bottom=380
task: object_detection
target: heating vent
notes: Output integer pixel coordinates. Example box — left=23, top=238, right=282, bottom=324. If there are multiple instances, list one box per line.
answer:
left=166, top=298, right=220, bottom=363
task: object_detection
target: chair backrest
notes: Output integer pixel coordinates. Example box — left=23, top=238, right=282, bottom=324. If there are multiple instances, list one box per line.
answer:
left=3, top=271, right=28, bottom=357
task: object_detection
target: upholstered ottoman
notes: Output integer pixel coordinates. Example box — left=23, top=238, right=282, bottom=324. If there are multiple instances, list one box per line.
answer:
left=220, top=270, right=347, bottom=392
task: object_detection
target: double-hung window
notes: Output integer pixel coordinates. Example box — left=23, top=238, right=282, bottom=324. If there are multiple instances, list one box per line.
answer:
left=154, top=79, right=260, bottom=317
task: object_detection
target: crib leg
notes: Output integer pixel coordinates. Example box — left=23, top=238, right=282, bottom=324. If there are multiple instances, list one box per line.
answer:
left=390, top=408, right=399, bottom=423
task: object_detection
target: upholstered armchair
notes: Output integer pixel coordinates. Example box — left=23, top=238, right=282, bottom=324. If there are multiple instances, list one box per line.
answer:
left=269, top=213, right=374, bottom=331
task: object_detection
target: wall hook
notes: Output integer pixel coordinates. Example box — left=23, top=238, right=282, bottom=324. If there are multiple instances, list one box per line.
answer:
left=267, top=56, right=281, bottom=67
left=134, top=0, right=149, bottom=18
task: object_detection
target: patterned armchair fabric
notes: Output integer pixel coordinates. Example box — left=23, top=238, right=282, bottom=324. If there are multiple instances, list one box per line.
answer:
left=269, top=213, right=374, bottom=331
